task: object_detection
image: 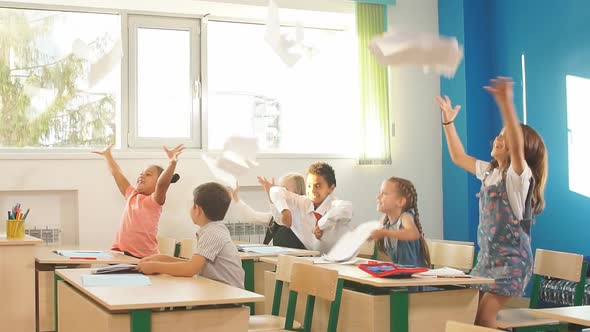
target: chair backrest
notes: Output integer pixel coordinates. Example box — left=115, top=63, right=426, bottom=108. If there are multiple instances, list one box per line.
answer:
left=357, top=239, right=377, bottom=259
left=178, top=238, right=198, bottom=259
left=529, top=248, right=588, bottom=308
left=270, top=255, right=314, bottom=316
left=276, top=254, right=313, bottom=282
left=157, top=236, right=177, bottom=256
left=446, top=321, right=501, bottom=332
left=427, top=239, right=475, bottom=271
left=284, top=263, right=344, bottom=332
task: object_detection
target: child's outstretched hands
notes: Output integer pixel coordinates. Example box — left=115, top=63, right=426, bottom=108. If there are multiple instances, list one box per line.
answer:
left=92, top=143, right=114, bottom=157
left=484, top=76, right=514, bottom=109
left=257, top=176, right=275, bottom=195
left=435, top=95, right=461, bottom=124
left=163, top=144, right=185, bottom=162
left=229, top=182, right=240, bottom=202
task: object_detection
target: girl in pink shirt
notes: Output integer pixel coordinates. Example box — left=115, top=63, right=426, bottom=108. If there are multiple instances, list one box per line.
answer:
left=93, top=144, right=184, bottom=258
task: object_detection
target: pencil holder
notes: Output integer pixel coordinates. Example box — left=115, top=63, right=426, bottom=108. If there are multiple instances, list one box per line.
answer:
left=7, top=220, right=25, bottom=239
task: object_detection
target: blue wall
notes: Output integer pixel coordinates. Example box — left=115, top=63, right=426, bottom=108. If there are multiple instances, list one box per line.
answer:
left=440, top=0, right=590, bottom=256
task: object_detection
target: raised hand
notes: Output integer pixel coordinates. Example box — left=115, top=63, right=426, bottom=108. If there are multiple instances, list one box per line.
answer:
left=163, top=144, right=185, bottom=162
left=435, top=95, right=461, bottom=124
left=257, top=176, right=275, bottom=195
left=484, top=76, right=514, bottom=109
left=92, top=143, right=114, bottom=157
left=230, top=182, right=240, bottom=202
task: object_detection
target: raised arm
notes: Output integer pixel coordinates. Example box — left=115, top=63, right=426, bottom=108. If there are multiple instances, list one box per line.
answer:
left=436, top=95, right=477, bottom=175
left=484, top=77, right=526, bottom=174
left=92, top=144, right=131, bottom=197
left=153, top=144, right=184, bottom=205
left=227, top=183, right=273, bottom=224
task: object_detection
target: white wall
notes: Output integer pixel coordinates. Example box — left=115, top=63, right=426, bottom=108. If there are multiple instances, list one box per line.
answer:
left=0, top=0, right=442, bottom=247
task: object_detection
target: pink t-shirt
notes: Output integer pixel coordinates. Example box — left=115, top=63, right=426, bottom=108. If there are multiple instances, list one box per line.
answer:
left=111, top=186, right=162, bottom=258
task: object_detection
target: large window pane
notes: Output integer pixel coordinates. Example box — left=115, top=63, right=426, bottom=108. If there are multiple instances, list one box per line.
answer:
left=207, top=21, right=359, bottom=154
left=0, top=8, right=119, bottom=148
left=137, top=28, right=191, bottom=138
left=566, top=75, right=590, bottom=198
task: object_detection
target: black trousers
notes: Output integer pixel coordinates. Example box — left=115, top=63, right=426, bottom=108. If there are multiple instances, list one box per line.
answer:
left=263, top=219, right=306, bottom=249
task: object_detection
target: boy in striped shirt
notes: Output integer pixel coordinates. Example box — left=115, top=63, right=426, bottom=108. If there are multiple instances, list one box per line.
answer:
left=137, top=182, right=244, bottom=288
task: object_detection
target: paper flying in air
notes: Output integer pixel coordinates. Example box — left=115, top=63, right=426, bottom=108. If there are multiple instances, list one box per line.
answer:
left=202, top=136, right=259, bottom=189
left=264, top=0, right=308, bottom=67
left=369, top=30, right=464, bottom=78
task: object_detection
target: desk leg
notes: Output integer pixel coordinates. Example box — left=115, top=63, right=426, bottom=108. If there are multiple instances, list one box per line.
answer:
left=242, top=259, right=255, bottom=314
left=390, top=288, right=409, bottom=332
left=130, top=309, right=151, bottom=332
left=54, top=273, right=63, bottom=332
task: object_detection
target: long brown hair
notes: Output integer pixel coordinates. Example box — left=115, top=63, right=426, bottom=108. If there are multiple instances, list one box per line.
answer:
left=488, top=124, right=548, bottom=215
left=377, top=177, right=431, bottom=267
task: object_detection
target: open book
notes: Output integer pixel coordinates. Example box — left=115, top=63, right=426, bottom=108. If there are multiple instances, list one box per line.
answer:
left=91, top=264, right=139, bottom=275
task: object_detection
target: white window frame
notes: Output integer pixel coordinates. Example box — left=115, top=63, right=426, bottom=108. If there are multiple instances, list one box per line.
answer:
left=127, top=14, right=202, bottom=148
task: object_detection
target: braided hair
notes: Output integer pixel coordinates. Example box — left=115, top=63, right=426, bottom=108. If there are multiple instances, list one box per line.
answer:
left=377, top=177, right=431, bottom=267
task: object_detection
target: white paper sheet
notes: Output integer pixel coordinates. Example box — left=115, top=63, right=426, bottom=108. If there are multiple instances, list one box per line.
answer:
left=202, top=136, right=259, bottom=189
left=264, top=0, right=305, bottom=67
left=369, top=30, right=464, bottom=78
left=88, top=39, right=122, bottom=88
left=415, top=266, right=469, bottom=277
left=322, top=220, right=382, bottom=262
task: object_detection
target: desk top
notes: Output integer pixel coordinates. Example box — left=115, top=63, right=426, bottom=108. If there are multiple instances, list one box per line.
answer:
left=259, top=256, right=494, bottom=288
left=36, top=247, right=139, bottom=265
left=56, top=268, right=264, bottom=311
left=531, top=306, right=590, bottom=326
left=0, top=234, right=43, bottom=246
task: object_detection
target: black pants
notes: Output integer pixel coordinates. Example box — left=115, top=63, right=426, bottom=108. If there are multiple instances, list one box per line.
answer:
left=263, top=220, right=306, bottom=249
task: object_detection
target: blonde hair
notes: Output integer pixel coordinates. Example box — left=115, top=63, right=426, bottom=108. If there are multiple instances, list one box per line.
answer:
left=377, top=177, right=431, bottom=267
left=280, top=173, right=305, bottom=195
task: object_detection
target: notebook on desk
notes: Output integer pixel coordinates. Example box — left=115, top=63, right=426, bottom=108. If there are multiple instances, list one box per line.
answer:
left=91, top=264, right=139, bottom=274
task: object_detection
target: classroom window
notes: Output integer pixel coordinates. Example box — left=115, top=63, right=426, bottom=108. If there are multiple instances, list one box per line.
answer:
left=127, top=15, right=201, bottom=148
left=207, top=20, right=359, bottom=154
left=565, top=74, right=590, bottom=198
left=0, top=8, right=120, bottom=148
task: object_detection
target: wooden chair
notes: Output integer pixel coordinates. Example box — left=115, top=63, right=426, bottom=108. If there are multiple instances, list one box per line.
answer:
left=426, top=239, right=475, bottom=271
left=248, top=255, right=311, bottom=331
left=357, top=239, right=377, bottom=259
left=157, top=236, right=177, bottom=256
left=446, top=321, right=501, bottom=331
left=177, top=238, right=198, bottom=259
left=277, top=262, right=344, bottom=332
left=496, top=249, right=588, bottom=332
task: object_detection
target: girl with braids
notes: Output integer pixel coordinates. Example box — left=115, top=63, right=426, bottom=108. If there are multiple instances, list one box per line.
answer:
left=370, top=177, right=431, bottom=267
left=436, top=77, right=548, bottom=328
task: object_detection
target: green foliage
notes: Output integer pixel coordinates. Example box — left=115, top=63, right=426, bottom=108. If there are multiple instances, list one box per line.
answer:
left=0, top=9, right=115, bottom=148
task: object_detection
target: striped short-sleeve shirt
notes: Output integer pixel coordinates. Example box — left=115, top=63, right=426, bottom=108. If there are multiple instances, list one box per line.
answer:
left=194, top=222, right=244, bottom=289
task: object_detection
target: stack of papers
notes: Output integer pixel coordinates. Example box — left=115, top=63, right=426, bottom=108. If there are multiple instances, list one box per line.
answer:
left=414, top=267, right=471, bottom=278
left=236, top=245, right=296, bottom=254
left=53, top=250, right=112, bottom=259
left=91, top=264, right=138, bottom=274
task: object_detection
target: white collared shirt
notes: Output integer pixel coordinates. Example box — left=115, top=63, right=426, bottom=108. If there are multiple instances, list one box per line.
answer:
left=269, top=187, right=353, bottom=253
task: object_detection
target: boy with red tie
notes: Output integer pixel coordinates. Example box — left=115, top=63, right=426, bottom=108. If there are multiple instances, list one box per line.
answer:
left=258, top=162, right=352, bottom=254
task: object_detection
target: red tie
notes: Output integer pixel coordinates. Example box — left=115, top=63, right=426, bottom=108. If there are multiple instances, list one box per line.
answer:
left=313, top=212, right=322, bottom=226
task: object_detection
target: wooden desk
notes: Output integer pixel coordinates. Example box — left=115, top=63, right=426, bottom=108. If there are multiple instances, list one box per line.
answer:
left=56, top=268, right=264, bottom=332
left=531, top=306, right=590, bottom=327
left=35, top=247, right=139, bottom=332
left=260, top=256, right=494, bottom=332
left=238, top=246, right=318, bottom=314
left=0, top=234, right=43, bottom=332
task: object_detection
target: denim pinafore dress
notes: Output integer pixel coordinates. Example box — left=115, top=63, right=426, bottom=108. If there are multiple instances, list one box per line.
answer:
left=383, top=210, right=426, bottom=268
left=470, top=170, right=535, bottom=296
